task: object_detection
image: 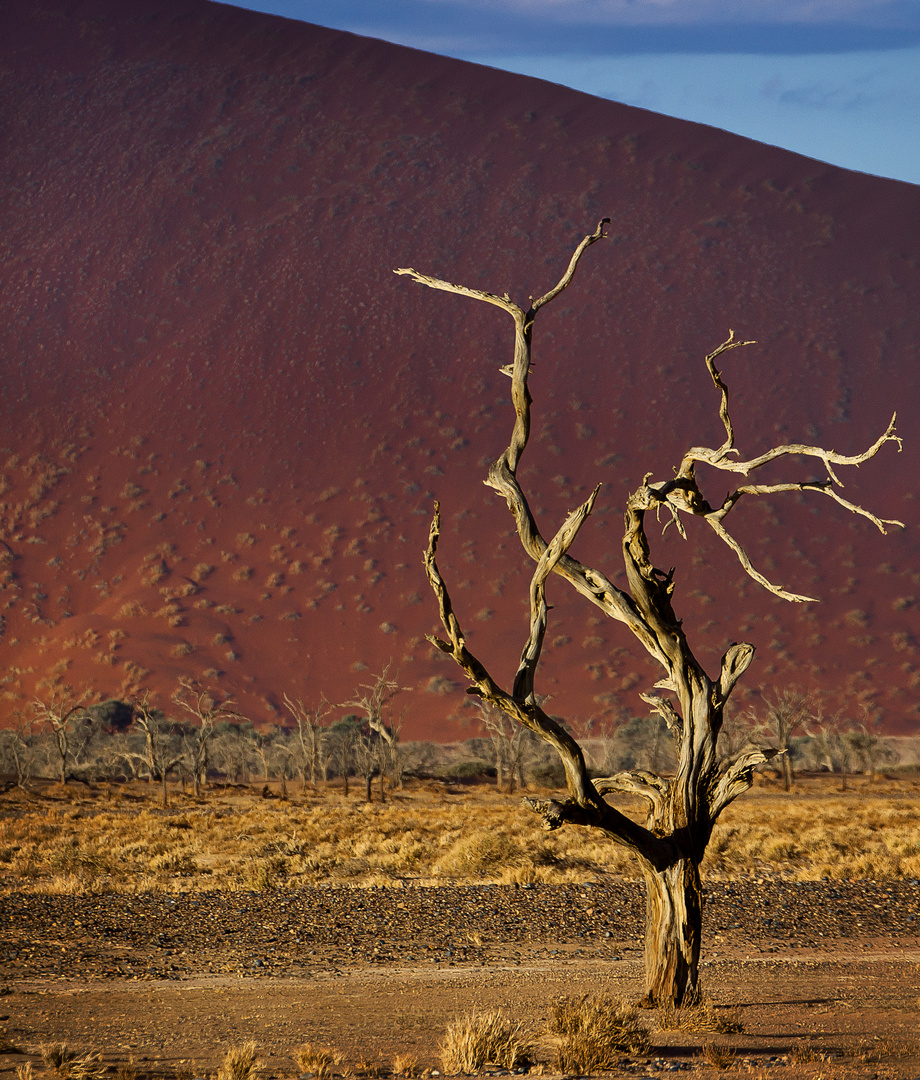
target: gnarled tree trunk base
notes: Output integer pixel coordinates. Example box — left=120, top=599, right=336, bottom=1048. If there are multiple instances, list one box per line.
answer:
left=640, top=858, right=703, bottom=1007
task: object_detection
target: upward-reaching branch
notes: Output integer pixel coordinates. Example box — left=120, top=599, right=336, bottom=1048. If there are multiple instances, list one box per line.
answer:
left=424, top=502, right=667, bottom=864
left=397, top=223, right=671, bottom=671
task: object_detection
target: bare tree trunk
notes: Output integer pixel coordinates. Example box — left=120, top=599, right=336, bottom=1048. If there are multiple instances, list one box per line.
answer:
left=641, top=859, right=703, bottom=1007
left=781, top=753, right=794, bottom=792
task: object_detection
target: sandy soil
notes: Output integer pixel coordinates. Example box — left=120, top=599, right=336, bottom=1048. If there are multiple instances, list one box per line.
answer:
left=2, top=885, right=919, bottom=1079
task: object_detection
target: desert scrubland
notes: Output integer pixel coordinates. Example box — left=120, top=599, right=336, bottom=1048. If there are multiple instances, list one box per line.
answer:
left=2, top=776, right=920, bottom=1079
left=2, top=775, right=920, bottom=894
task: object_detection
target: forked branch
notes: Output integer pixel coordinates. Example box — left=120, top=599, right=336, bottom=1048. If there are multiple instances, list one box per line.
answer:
left=644, top=342, right=905, bottom=601
left=424, top=502, right=666, bottom=863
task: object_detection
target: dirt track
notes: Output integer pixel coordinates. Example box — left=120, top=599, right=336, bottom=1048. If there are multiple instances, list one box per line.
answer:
left=2, top=882, right=920, bottom=1078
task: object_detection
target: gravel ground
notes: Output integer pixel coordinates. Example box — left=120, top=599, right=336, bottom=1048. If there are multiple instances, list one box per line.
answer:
left=3, top=879, right=919, bottom=981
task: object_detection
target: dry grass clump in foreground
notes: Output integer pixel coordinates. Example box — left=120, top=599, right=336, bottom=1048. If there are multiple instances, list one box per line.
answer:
left=292, top=1041, right=342, bottom=1078
left=440, top=1010, right=533, bottom=1073
left=218, top=1041, right=259, bottom=1080
left=390, top=1052, right=422, bottom=1077
left=700, top=1042, right=736, bottom=1069
left=550, top=993, right=650, bottom=1071
left=39, top=1043, right=77, bottom=1071
left=1, top=778, right=919, bottom=893
left=37, top=1043, right=106, bottom=1080
left=658, top=1000, right=745, bottom=1034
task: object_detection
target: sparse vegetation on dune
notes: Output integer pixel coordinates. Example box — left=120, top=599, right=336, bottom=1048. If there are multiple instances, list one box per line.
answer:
left=1, top=778, right=918, bottom=895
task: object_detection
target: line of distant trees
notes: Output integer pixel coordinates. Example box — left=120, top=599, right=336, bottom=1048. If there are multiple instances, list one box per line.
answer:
left=0, top=685, right=913, bottom=802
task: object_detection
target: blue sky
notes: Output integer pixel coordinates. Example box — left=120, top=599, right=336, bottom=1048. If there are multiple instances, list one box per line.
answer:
left=222, top=0, right=920, bottom=186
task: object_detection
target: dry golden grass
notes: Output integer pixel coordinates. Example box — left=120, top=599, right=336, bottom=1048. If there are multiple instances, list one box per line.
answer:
left=40, top=1042, right=77, bottom=1071
left=550, top=993, right=650, bottom=1070
left=292, top=1040, right=342, bottom=1078
left=700, top=1042, right=736, bottom=1069
left=854, top=1037, right=916, bottom=1063
left=390, top=1052, right=421, bottom=1077
left=217, top=1041, right=259, bottom=1080
left=658, top=1000, right=744, bottom=1034
left=440, top=1010, right=532, bottom=1073
left=0, top=779, right=918, bottom=894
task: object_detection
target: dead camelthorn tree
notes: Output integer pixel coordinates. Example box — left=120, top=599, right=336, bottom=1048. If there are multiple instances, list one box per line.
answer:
left=173, top=682, right=243, bottom=799
left=342, top=664, right=406, bottom=799
left=129, top=692, right=184, bottom=809
left=32, top=692, right=89, bottom=786
left=283, top=693, right=332, bottom=792
left=395, top=220, right=903, bottom=1006
left=749, top=688, right=818, bottom=791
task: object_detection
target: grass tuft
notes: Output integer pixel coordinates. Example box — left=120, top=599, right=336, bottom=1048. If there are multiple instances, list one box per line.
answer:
left=292, top=1041, right=342, bottom=1079
left=658, top=1000, right=744, bottom=1034
left=67, top=1053, right=107, bottom=1080
left=550, top=993, right=650, bottom=1071
left=440, top=1010, right=532, bottom=1073
left=700, top=1043, right=736, bottom=1069
left=40, top=1043, right=77, bottom=1072
left=391, top=1053, right=421, bottom=1077
left=218, top=1041, right=259, bottom=1080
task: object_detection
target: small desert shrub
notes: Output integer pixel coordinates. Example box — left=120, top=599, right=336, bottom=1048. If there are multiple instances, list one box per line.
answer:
left=658, top=1000, right=744, bottom=1034
left=391, top=1052, right=421, bottom=1077
left=440, top=1010, right=532, bottom=1073
left=40, top=1043, right=77, bottom=1072
left=550, top=994, right=650, bottom=1071
left=16, top=1064, right=33, bottom=1080
left=701, top=1043, right=736, bottom=1069
left=293, top=1041, right=342, bottom=1079
left=445, top=760, right=494, bottom=780
left=218, top=1041, right=259, bottom=1080
left=788, top=1045, right=829, bottom=1064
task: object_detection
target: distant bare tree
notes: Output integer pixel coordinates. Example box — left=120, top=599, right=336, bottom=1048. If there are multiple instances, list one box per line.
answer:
left=751, top=688, right=818, bottom=790
left=252, top=724, right=296, bottom=798
left=342, top=664, right=407, bottom=798
left=32, top=692, right=90, bottom=785
left=327, top=719, right=358, bottom=796
left=0, top=713, right=38, bottom=790
left=128, top=693, right=183, bottom=808
left=470, top=698, right=532, bottom=793
left=283, top=693, right=332, bottom=792
left=808, top=713, right=862, bottom=791
left=173, top=682, right=242, bottom=798
left=847, top=707, right=893, bottom=780
left=352, top=723, right=381, bottom=802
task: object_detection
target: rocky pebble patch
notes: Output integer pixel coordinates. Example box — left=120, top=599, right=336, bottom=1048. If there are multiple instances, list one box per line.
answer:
left=2, top=880, right=918, bottom=982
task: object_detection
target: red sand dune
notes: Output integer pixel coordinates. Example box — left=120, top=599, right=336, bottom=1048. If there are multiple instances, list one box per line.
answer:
left=0, top=0, right=917, bottom=738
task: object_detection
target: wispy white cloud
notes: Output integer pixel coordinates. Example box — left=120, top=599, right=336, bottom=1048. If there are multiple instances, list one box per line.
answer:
left=414, top=0, right=918, bottom=27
